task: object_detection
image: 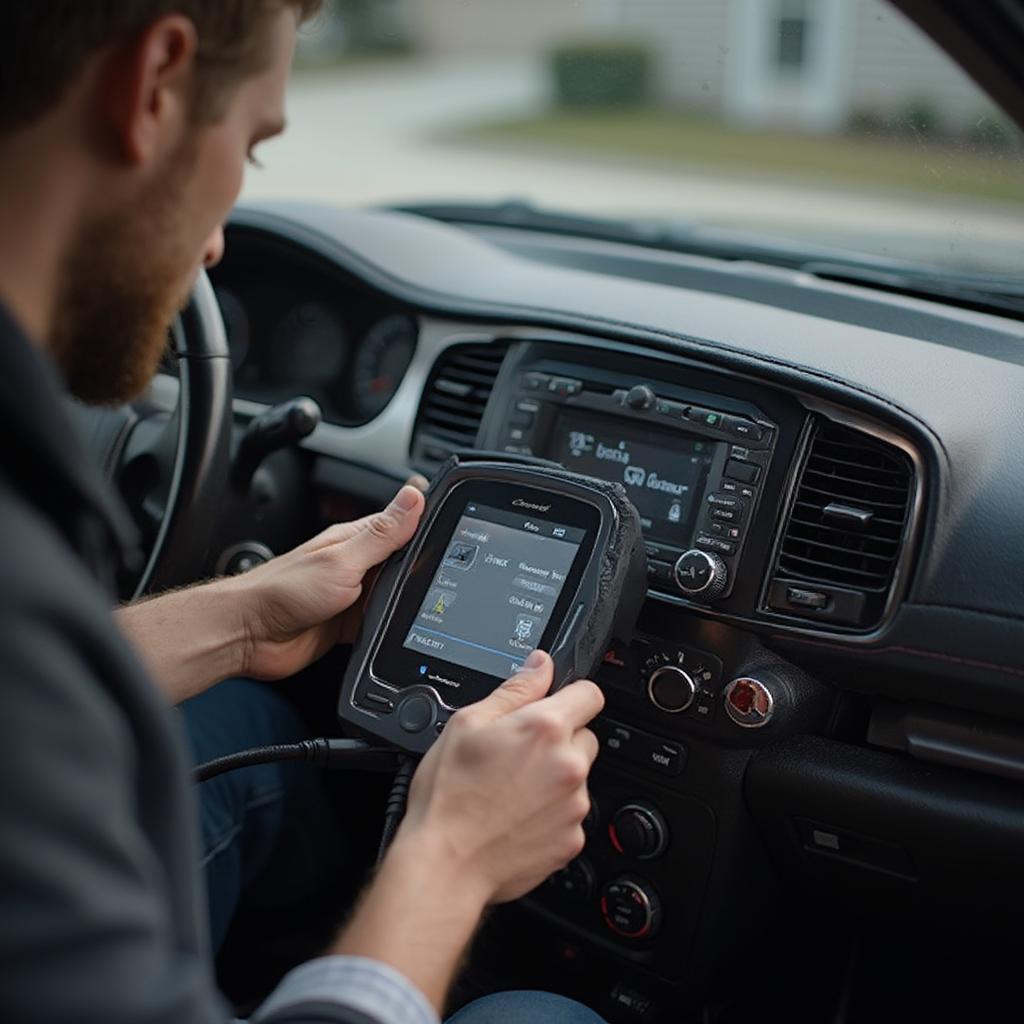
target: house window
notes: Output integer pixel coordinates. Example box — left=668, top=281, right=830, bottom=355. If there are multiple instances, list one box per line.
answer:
left=776, top=0, right=810, bottom=71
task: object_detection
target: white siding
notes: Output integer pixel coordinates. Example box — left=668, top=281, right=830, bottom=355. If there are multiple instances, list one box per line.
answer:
left=405, top=0, right=610, bottom=56
left=619, top=0, right=731, bottom=109
left=849, top=0, right=1003, bottom=131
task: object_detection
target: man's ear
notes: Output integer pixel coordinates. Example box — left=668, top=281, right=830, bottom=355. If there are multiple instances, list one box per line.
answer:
left=102, top=14, right=199, bottom=166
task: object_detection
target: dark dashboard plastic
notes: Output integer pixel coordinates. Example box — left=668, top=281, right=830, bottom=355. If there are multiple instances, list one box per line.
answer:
left=228, top=202, right=1024, bottom=720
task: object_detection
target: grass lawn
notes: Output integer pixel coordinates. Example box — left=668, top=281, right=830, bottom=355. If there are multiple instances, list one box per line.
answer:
left=456, top=109, right=1024, bottom=205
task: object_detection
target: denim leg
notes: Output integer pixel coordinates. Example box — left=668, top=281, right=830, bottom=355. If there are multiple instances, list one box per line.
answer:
left=446, top=991, right=609, bottom=1024
left=181, top=678, right=346, bottom=952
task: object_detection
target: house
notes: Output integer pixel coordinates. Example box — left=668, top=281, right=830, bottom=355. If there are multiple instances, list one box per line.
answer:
left=358, top=0, right=1002, bottom=135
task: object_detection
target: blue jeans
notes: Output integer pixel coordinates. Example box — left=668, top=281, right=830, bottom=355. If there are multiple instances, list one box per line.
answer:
left=182, top=678, right=347, bottom=952
left=182, top=679, right=606, bottom=1024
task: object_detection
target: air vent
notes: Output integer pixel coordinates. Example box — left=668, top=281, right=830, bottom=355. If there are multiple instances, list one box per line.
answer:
left=411, top=341, right=510, bottom=472
left=767, top=421, right=914, bottom=629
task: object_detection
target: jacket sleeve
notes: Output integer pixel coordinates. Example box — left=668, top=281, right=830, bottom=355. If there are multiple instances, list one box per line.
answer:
left=0, top=608, right=230, bottom=1024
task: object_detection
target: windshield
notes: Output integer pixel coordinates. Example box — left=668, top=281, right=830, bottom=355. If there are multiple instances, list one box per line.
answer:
left=244, top=0, right=1024, bottom=277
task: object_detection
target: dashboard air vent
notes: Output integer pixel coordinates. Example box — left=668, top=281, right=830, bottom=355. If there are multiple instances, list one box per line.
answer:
left=411, top=341, right=510, bottom=472
left=767, top=421, right=913, bottom=629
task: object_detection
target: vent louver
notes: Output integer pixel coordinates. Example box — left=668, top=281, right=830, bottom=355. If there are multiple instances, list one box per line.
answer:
left=411, top=342, right=510, bottom=472
left=768, top=421, right=913, bottom=628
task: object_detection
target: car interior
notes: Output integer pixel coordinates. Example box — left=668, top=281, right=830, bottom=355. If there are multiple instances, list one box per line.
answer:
left=81, top=1, right=1024, bottom=1022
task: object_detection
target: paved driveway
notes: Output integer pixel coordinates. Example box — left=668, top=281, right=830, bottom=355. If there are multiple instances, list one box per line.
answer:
left=243, top=57, right=1024, bottom=273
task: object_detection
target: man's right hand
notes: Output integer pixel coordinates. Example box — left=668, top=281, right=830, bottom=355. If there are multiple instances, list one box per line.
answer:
left=395, top=649, right=605, bottom=905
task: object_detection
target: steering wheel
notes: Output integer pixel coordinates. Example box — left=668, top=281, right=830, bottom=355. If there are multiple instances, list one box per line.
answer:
left=69, top=270, right=233, bottom=600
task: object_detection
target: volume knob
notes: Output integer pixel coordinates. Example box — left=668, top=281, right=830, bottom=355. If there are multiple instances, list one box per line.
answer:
left=673, top=549, right=728, bottom=600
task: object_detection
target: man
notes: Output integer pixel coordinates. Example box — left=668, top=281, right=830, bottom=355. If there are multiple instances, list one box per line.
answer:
left=0, top=3, right=607, bottom=1022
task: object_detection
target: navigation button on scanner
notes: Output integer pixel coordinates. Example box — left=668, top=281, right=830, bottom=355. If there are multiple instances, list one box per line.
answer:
left=398, top=695, right=435, bottom=734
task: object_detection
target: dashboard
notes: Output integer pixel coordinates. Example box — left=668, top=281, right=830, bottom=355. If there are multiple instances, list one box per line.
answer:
left=192, top=201, right=1024, bottom=1021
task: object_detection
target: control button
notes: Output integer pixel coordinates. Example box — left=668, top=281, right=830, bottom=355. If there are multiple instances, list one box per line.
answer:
left=601, top=876, right=662, bottom=940
left=549, top=857, right=596, bottom=903
left=710, top=506, right=742, bottom=523
left=647, top=665, right=697, bottom=713
left=397, top=695, right=435, bottom=734
left=502, top=444, right=534, bottom=456
left=724, top=458, right=760, bottom=484
left=685, top=406, right=725, bottom=430
left=674, top=549, right=728, bottom=599
left=646, top=559, right=675, bottom=588
left=739, top=485, right=756, bottom=501
left=521, top=372, right=549, bottom=390
left=594, top=718, right=686, bottom=777
left=707, top=492, right=742, bottom=511
left=514, top=398, right=540, bottom=414
left=695, top=532, right=737, bottom=557
left=725, top=416, right=764, bottom=443
left=707, top=521, right=742, bottom=541
left=786, top=586, right=829, bottom=610
left=509, top=410, right=535, bottom=428
left=362, top=691, right=395, bottom=714
left=654, top=398, right=687, bottom=419
left=548, top=377, right=582, bottom=397
left=625, top=384, right=656, bottom=410
left=724, top=677, right=775, bottom=729
left=507, top=427, right=527, bottom=442
left=609, top=803, right=669, bottom=860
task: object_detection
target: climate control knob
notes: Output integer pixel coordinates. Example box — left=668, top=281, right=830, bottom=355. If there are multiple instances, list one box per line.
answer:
left=647, top=665, right=697, bottom=713
left=674, top=549, right=728, bottom=599
left=625, top=384, right=656, bottom=410
left=609, top=802, right=669, bottom=860
left=601, top=875, right=662, bottom=940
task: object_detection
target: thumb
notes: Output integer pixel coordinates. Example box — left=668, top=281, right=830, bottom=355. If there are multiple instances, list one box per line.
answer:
left=338, top=485, right=425, bottom=575
left=472, top=650, right=553, bottom=723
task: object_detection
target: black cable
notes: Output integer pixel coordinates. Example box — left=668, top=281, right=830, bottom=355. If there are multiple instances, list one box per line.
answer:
left=194, top=737, right=403, bottom=782
left=377, top=756, right=417, bottom=864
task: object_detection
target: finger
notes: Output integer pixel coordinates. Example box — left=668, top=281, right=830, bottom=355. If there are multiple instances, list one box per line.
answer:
left=469, top=649, right=552, bottom=723
left=335, top=485, right=424, bottom=575
left=571, top=726, right=600, bottom=767
left=294, top=514, right=375, bottom=555
left=536, top=679, right=605, bottom=732
left=406, top=473, right=429, bottom=491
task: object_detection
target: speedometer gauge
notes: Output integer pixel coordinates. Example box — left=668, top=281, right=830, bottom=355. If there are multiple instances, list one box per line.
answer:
left=351, top=314, right=417, bottom=420
left=269, top=302, right=349, bottom=387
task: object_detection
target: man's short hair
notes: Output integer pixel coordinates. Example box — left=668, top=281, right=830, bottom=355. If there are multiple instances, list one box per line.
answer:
left=0, top=1, right=324, bottom=135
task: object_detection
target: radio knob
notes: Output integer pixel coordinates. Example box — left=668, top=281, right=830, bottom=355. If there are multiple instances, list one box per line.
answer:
left=673, top=549, right=728, bottom=600
left=625, top=384, right=656, bottom=410
left=601, top=876, right=662, bottom=940
left=647, top=665, right=697, bottom=713
left=609, top=802, right=669, bottom=860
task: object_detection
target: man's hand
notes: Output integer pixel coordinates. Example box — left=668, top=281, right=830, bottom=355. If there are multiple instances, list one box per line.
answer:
left=400, top=649, right=603, bottom=903
left=236, top=484, right=424, bottom=682
left=332, top=652, right=604, bottom=1010
left=116, top=484, right=424, bottom=704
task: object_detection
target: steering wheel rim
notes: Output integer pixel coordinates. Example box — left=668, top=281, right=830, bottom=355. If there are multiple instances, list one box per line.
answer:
left=128, top=270, right=233, bottom=598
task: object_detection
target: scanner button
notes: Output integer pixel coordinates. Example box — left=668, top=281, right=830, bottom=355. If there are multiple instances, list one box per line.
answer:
left=398, top=695, right=435, bottom=734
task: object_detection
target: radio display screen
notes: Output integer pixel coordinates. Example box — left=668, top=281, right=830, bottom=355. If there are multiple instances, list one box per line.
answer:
left=402, top=502, right=586, bottom=679
left=550, top=412, right=716, bottom=546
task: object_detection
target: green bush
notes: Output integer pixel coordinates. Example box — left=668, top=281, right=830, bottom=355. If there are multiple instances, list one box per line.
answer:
left=899, top=96, right=941, bottom=136
left=550, top=40, right=653, bottom=110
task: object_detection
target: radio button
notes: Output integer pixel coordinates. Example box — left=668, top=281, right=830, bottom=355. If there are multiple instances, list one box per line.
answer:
left=646, top=560, right=675, bottom=588
left=739, top=485, right=756, bottom=501
left=654, top=398, right=687, bottom=419
left=725, top=416, right=764, bottom=443
left=515, top=398, right=541, bottom=414
left=521, top=372, right=550, bottom=390
left=510, top=410, right=535, bottom=428
left=625, top=384, right=656, bottom=410
left=507, top=427, right=527, bottom=442
left=685, top=406, right=725, bottom=430
left=724, top=458, right=760, bottom=484
left=548, top=377, right=582, bottom=397
left=707, top=492, right=742, bottom=510
left=695, top=533, right=737, bottom=557
left=710, top=506, right=742, bottom=523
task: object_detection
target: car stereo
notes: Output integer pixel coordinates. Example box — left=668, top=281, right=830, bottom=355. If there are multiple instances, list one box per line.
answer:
left=338, top=457, right=647, bottom=753
left=494, top=368, right=779, bottom=603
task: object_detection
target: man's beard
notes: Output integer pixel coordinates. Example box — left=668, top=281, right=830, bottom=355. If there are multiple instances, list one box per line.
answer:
left=50, top=143, right=200, bottom=406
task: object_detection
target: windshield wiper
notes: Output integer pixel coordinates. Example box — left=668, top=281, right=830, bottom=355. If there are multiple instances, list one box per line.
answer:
left=394, top=199, right=1024, bottom=318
